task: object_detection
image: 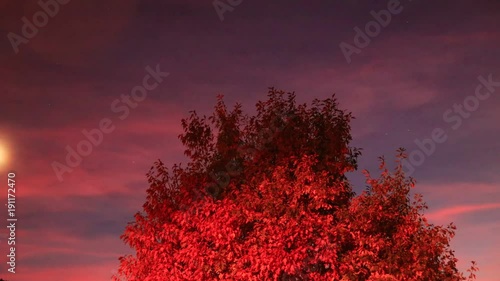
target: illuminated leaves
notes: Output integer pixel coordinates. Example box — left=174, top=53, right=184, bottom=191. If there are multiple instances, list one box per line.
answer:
left=115, top=91, right=477, bottom=281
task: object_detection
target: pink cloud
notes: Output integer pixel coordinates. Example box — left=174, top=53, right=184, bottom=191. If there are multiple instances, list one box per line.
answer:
left=426, top=203, right=500, bottom=221
left=413, top=182, right=500, bottom=280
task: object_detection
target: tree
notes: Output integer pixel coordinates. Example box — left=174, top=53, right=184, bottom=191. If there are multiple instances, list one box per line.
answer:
left=114, top=89, right=478, bottom=280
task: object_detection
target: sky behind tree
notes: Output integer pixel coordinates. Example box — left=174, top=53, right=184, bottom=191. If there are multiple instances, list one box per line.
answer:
left=0, top=0, right=499, bottom=280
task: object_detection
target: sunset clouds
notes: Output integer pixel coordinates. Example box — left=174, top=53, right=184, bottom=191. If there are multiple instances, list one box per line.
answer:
left=0, top=0, right=499, bottom=280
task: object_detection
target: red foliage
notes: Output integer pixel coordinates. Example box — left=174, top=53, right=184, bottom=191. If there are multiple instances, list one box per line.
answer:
left=114, top=89, right=477, bottom=280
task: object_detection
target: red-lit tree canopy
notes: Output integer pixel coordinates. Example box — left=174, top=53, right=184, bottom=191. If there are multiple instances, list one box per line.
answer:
left=114, top=89, right=477, bottom=280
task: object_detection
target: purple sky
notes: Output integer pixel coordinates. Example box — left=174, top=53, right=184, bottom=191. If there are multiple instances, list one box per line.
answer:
left=0, top=0, right=499, bottom=280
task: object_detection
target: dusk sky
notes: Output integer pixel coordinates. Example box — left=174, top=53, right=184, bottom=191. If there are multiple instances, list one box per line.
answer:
left=0, top=0, right=499, bottom=280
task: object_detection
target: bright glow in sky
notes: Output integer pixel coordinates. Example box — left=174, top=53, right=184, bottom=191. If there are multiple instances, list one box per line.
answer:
left=0, top=140, right=8, bottom=167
